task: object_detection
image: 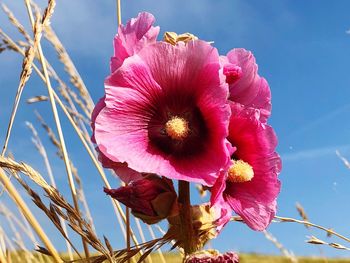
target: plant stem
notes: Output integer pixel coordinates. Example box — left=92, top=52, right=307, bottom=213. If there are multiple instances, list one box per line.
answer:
left=126, top=206, right=130, bottom=263
left=178, top=181, right=195, bottom=255
left=117, top=0, right=121, bottom=26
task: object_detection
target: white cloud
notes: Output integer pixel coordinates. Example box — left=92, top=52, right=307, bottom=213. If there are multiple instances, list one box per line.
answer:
left=282, top=144, right=350, bottom=161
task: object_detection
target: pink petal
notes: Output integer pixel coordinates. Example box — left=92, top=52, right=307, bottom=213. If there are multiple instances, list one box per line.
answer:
left=91, top=97, right=106, bottom=144
left=98, top=150, right=143, bottom=183
left=111, top=12, right=160, bottom=73
left=225, top=48, right=271, bottom=122
left=226, top=194, right=277, bottom=231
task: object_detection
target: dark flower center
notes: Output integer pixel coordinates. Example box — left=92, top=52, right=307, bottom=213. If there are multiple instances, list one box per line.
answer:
left=148, top=98, right=208, bottom=158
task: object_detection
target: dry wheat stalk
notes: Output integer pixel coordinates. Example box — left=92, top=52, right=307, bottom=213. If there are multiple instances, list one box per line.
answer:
left=1, top=29, right=142, bottom=251
left=1, top=226, right=24, bottom=263
left=0, top=203, right=46, bottom=263
left=1, top=3, right=32, bottom=43
left=295, top=203, right=309, bottom=226
left=0, top=227, right=9, bottom=263
left=147, top=226, right=166, bottom=263
left=0, top=157, right=94, bottom=260
left=25, top=122, right=74, bottom=261
left=295, top=203, right=328, bottom=262
left=33, top=113, right=96, bottom=232
left=16, top=172, right=112, bottom=261
left=1, top=4, right=91, bottom=126
left=23, top=0, right=91, bottom=258
left=307, top=236, right=350, bottom=251
left=263, top=230, right=297, bottom=262
left=229, top=215, right=350, bottom=250
left=274, top=216, right=350, bottom=244
left=32, top=1, right=94, bottom=115
left=1, top=15, right=41, bottom=156
left=1, top=26, right=92, bottom=154
left=0, top=167, right=62, bottom=262
left=0, top=15, right=143, bottom=251
left=1, top=207, right=32, bottom=262
left=26, top=95, right=48, bottom=104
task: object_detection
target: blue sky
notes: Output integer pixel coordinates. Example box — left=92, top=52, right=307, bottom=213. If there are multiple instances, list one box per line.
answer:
left=1, top=0, right=350, bottom=258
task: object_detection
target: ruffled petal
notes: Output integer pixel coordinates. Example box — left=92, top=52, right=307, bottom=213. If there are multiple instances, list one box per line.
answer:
left=97, top=150, right=143, bottom=183
left=111, top=12, right=160, bottom=73
left=226, top=192, right=278, bottom=231
left=224, top=48, right=271, bottom=122
left=90, top=96, right=105, bottom=144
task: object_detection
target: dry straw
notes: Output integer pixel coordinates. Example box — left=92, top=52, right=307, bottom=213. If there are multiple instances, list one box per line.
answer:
left=23, top=0, right=90, bottom=258
left=26, top=121, right=74, bottom=261
left=0, top=28, right=144, bottom=251
left=0, top=167, right=62, bottom=263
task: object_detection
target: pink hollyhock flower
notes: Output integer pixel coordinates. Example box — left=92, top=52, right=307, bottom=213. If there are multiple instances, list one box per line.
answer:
left=94, top=40, right=231, bottom=186
left=104, top=174, right=177, bottom=224
left=221, top=49, right=271, bottom=122
left=211, top=103, right=281, bottom=231
left=110, top=12, right=159, bottom=73
left=91, top=97, right=142, bottom=183
left=185, top=250, right=239, bottom=263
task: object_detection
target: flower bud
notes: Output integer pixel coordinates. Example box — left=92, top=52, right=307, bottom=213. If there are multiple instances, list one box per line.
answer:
left=168, top=203, right=230, bottom=251
left=185, top=249, right=239, bottom=263
left=104, top=174, right=178, bottom=224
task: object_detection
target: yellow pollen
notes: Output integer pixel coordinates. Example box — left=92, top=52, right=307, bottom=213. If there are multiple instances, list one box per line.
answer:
left=165, top=116, right=189, bottom=140
left=227, top=160, right=254, bottom=183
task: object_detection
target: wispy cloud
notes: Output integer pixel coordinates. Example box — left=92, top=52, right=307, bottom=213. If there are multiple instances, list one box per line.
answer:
left=287, top=103, right=350, bottom=139
left=281, top=144, right=350, bottom=161
left=346, top=28, right=350, bottom=34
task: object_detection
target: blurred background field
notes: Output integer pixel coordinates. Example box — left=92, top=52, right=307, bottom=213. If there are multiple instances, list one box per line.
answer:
left=6, top=252, right=350, bottom=263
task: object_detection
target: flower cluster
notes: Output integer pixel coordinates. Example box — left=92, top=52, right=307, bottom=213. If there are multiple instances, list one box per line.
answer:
left=91, top=11, right=281, bottom=253
left=184, top=250, right=239, bottom=263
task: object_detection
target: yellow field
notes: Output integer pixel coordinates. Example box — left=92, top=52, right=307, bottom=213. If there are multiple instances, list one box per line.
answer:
left=7, top=251, right=350, bottom=262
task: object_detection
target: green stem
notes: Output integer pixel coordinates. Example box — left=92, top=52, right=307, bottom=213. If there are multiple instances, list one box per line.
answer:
left=178, top=181, right=195, bottom=255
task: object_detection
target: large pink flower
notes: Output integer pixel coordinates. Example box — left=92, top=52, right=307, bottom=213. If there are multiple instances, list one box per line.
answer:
left=94, top=40, right=231, bottom=186
left=211, top=103, right=281, bottom=231
left=221, top=49, right=271, bottom=122
left=110, top=12, right=159, bottom=73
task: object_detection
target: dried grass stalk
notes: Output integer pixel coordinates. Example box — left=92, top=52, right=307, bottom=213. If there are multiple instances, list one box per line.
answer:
left=23, top=0, right=90, bottom=258
left=307, top=236, right=350, bottom=250
left=1, top=15, right=41, bottom=156
left=1, top=3, right=32, bottom=43
left=0, top=167, right=62, bottom=263
left=295, top=202, right=309, bottom=226
left=0, top=203, right=46, bottom=263
left=263, top=230, right=297, bottom=262
left=0, top=30, right=143, bottom=250
left=26, top=122, right=74, bottom=261
left=26, top=95, right=48, bottom=104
